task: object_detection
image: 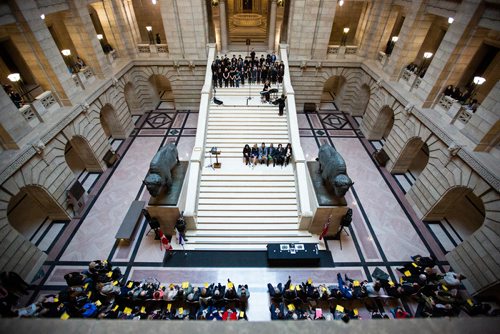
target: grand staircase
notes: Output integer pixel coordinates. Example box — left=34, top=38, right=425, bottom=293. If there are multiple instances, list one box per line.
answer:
left=185, top=86, right=321, bottom=250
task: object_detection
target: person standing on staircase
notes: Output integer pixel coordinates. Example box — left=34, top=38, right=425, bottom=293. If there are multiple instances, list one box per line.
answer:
left=275, top=94, right=287, bottom=116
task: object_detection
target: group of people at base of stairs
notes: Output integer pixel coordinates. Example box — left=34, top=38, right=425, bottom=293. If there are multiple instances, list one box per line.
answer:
left=243, top=142, right=292, bottom=168
left=211, top=51, right=284, bottom=89
left=267, top=255, right=499, bottom=321
left=1, top=260, right=251, bottom=321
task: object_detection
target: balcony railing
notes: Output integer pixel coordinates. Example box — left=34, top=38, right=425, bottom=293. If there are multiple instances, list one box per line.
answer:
left=137, top=44, right=169, bottom=56
left=438, top=94, right=455, bottom=111
left=327, top=45, right=358, bottom=58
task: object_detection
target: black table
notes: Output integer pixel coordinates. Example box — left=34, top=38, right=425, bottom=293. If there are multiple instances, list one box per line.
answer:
left=267, top=243, right=320, bottom=267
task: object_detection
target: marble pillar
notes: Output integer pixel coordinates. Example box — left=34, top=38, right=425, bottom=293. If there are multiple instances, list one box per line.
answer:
left=66, top=0, right=111, bottom=79
left=268, top=0, right=277, bottom=53
left=415, top=0, right=483, bottom=108
left=219, top=0, right=228, bottom=53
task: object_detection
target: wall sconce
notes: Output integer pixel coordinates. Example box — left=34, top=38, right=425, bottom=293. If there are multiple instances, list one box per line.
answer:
left=61, top=49, right=71, bottom=56
left=97, top=34, right=103, bottom=40
left=339, top=0, right=344, bottom=6
left=152, top=0, right=157, bottom=4
left=40, top=14, right=45, bottom=20
left=448, top=17, right=454, bottom=24
left=391, top=36, right=398, bottom=42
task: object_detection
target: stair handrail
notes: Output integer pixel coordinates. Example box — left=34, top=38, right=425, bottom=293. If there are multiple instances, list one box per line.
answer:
left=183, top=44, right=216, bottom=228
left=279, top=44, right=313, bottom=229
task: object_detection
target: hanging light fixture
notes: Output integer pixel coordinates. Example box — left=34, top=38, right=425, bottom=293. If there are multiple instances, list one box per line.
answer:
left=61, top=49, right=71, bottom=56
left=473, top=76, right=486, bottom=85
left=152, top=0, right=157, bottom=4
left=97, top=34, right=103, bottom=40
left=448, top=17, right=454, bottom=24
left=40, top=14, right=45, bottom=20
left=391, top=36, right=398, bottom=42
left=339, top=0, right=344, bottom=6
left=7, top=73, right=21, bottom=82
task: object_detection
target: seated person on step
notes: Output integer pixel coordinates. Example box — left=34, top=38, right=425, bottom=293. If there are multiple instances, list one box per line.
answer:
left=250, top=144, right=259, bottom=167
left=259, top=143, right=268, bottom=165
left=242, top=144, right=251, bottom=166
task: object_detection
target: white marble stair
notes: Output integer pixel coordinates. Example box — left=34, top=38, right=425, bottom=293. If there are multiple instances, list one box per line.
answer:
left=187, top=89, right=321, bottom=250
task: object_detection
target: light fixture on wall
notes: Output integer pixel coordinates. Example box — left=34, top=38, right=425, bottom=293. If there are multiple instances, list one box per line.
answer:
left=391, top=36, right=398, bottom=42
left=448, top=17, right=454, bottom=24
left=341, top=27, right=350, bottom=46
left=97, top=34, right=103, bottom=40
left=40, top=14, right=45, bottom=20
left=339, top=0, right=344, bottom=6
left=423, top=52, right=433, bottom=59
left=152, top=0, right=157, bottom=4
left=61, top=49, right=71, bottom=57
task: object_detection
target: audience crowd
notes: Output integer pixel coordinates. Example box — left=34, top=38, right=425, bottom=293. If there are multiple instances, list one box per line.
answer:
left=243, top=143, right=292, bottom=168
left=1, top=260, right=249, bottom=321
left=211, top=51, right=284, bottom=89
left=442, top=84, right=480, bottom=112
left=267, top=255, right=498, bottom=321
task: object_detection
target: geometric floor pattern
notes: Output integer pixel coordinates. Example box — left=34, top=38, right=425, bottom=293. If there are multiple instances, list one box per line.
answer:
left=23, top=97, right=459, bottom=320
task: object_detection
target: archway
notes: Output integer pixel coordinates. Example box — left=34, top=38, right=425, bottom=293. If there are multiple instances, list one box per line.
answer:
left=391, top=137, right=430, bottom=176
left=425, top=186, right=485, bottom=247
left=351, top=84, right=370, bottom=116
left=124, top=82, right=142, bottom=115
left=322, top=75, right=346, bottom=109
left=7, top=185, right=69, bottom=243
left=64, top=135, right=103, bottom=175
left=371, top=106, right=394, bottom=140
left=148, top=74, right=174, bottom=109
left=100, top=104, right=125, bottom=139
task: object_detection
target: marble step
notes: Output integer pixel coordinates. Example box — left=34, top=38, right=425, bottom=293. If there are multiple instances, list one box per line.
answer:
left=199, top=192, right=296, bottom=199
left=206, top=138, right=289, bottom=144
left=198, top=186, right=295, bottom=193
left=196, top=223, right=298, bottom=230
left=185, top=236, right=316, bottom=244
left=197, top=217, right=298, bottom=224
left=199, top=181, right=295, bottom=187
left=197, top=211, right=298, bottom=217
left=186, top=230, right=311, bottom=237
left=183, top=244, right=274, bottom=251
left=201, top=174, right=294, bottom=180
left=197, top=204, right=297, bottom=211
left=208, top=116, right=286, bottom=122
left=198, top=198, right=297, bottom=205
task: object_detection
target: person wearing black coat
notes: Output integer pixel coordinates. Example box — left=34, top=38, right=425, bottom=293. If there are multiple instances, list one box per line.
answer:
left=275, top=94, right=287, bottom=116
left=242, top=144, right=251, bottom=165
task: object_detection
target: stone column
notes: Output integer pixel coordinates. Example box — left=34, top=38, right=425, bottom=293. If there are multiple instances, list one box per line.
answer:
left=160, top=0, right=209, bottom=59
left=11, top=0, right=81, bottom=105
left=0, top=89, right=30, bottom=149
left=358, top=0, right=395, bottom=59
left=92, top=0, right=136, bottom=58
left=415, top=0, right=483, bottom=107
left=288, top=0, right=337, bottom=60
left=461, top=81, right=500, bottom=152
left=384, top=0, right=432, bottom=80
left=65, top=0, right=111, bottom=79
left=219, top=0, right=228, bottom=53
left=268, top=0, right=278, bottom=53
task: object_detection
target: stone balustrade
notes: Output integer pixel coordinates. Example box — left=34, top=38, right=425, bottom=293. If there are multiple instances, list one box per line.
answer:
left=327, top=45, right=358, bottom=59
left=32, top=91, right=59, bottom=115
left=438, top=94, right=455, bottom=111
left=183, top=45, right=216, bottom=229
left=19, top=104, right=40, bottom=127
left=137, top=44, right=169, bottom=56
